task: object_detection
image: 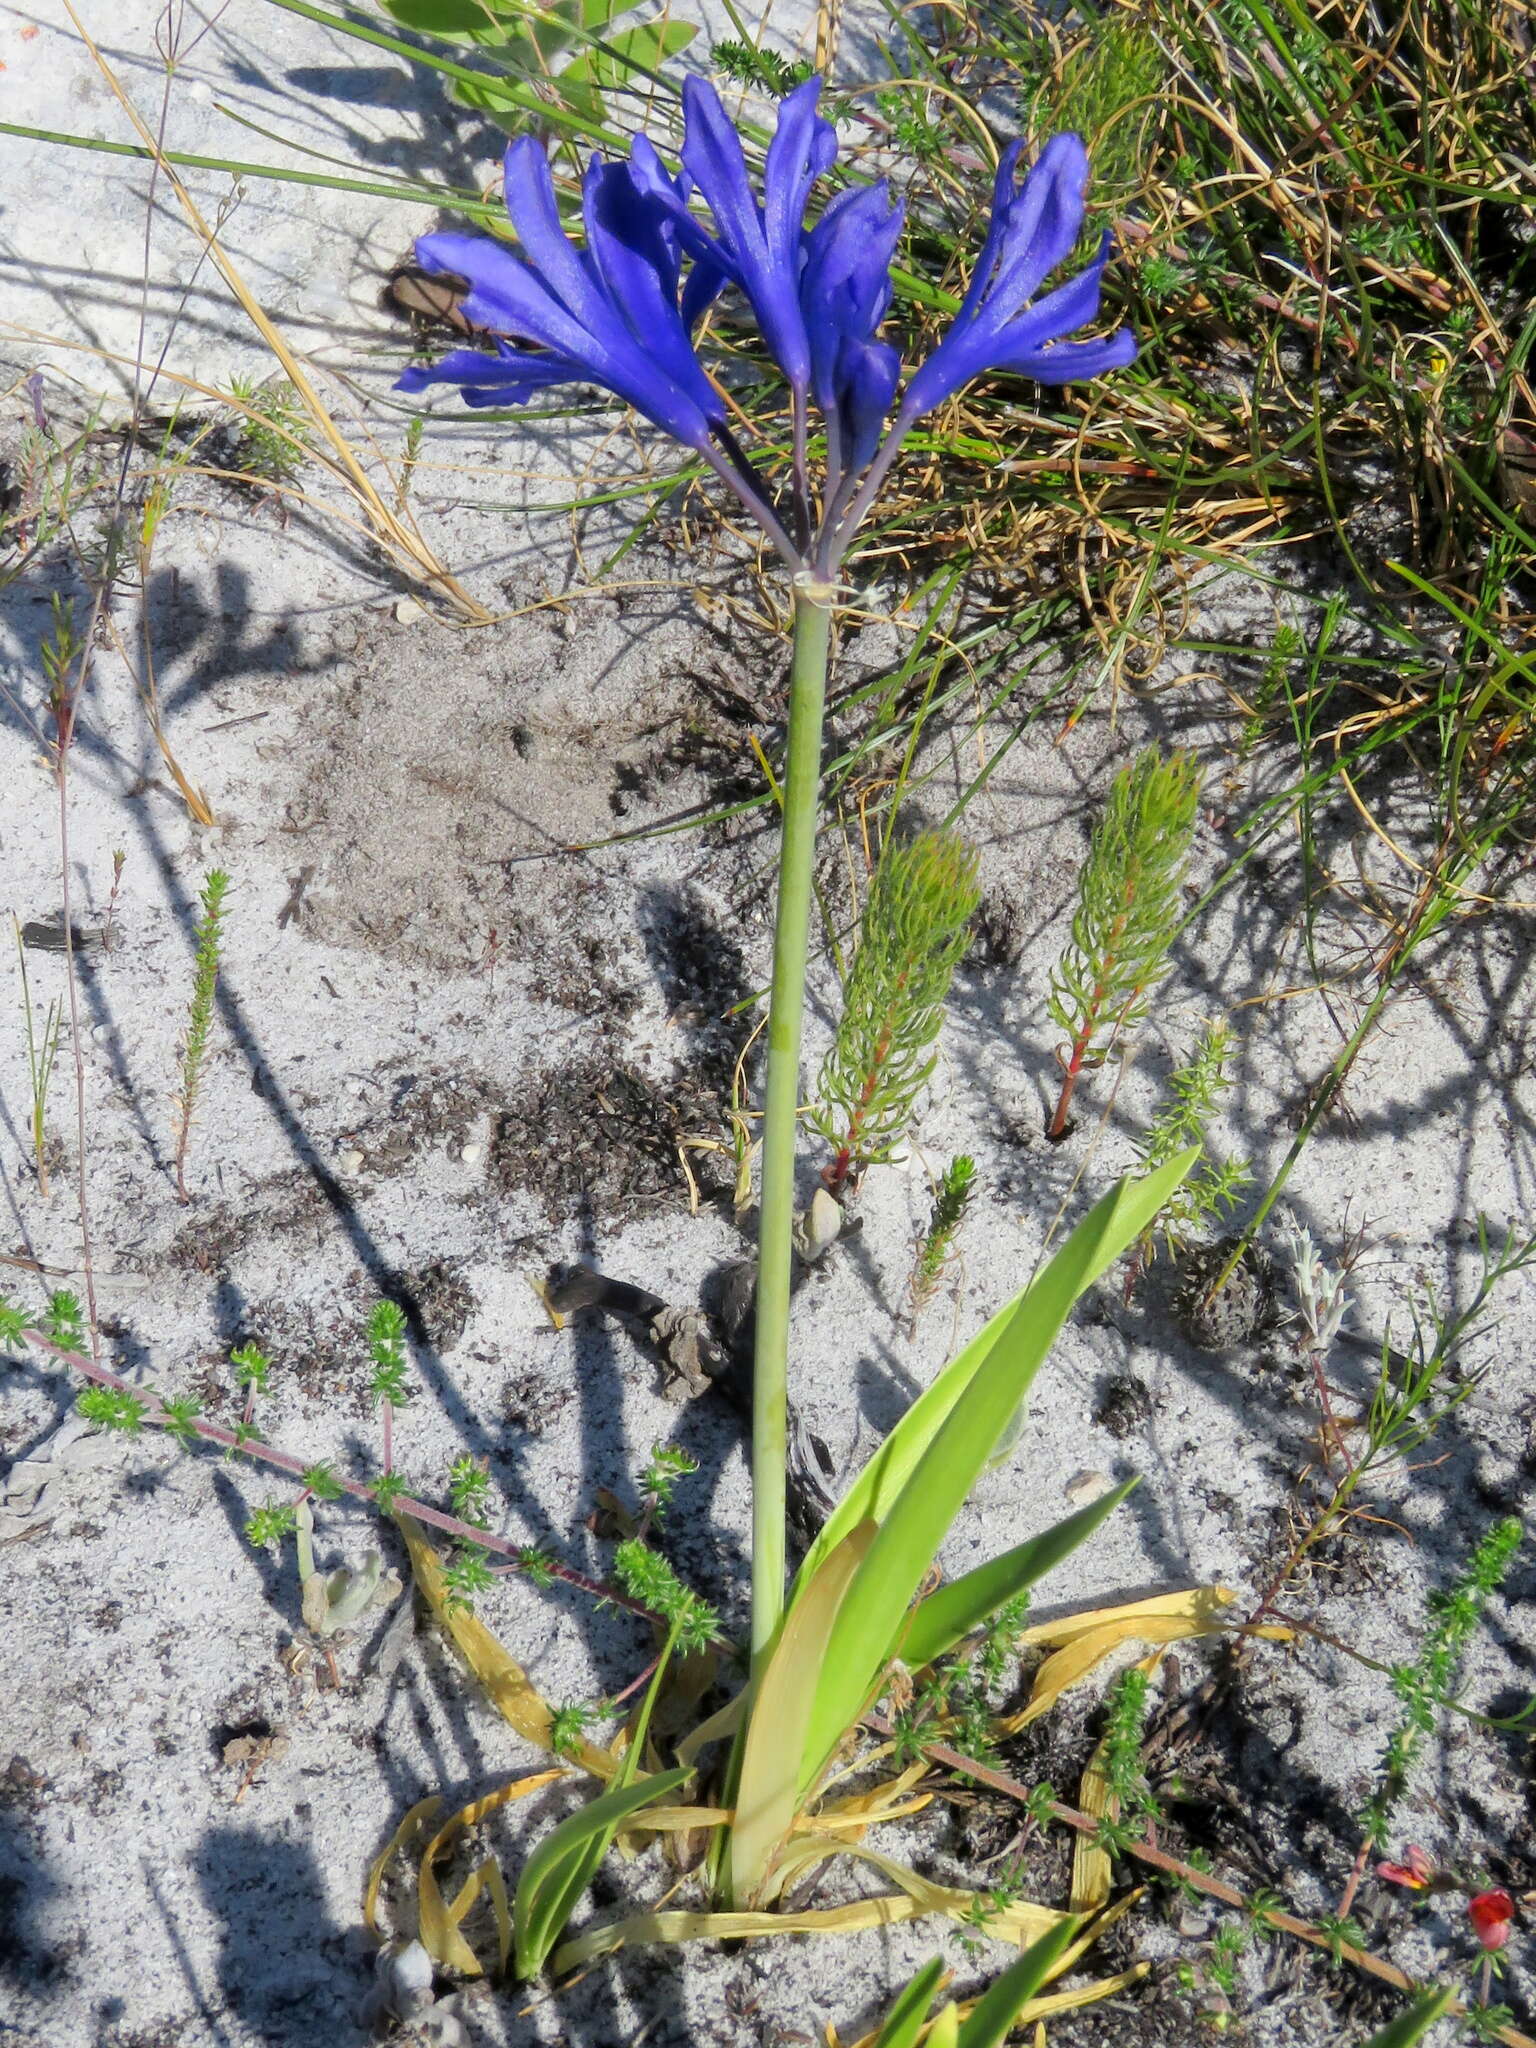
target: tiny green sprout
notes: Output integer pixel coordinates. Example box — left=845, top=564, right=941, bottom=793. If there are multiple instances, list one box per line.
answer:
left=301, top=1463, right=343, bottom=1503
left=366, top=1300, right=411, bottom=1407
left=77, top=1386, right=147, bottom=1433
left=711, top=39, right=814, bottom=97
left=639, top=1442, right=698, bottom=1522
left=1023, top=1780, right=1058, bottom=1827
left=1246, top=1889, right=1284, bottom=1938
left=0, top=1296, right=28, bottom=1348
left=157, top=1396, right=202, bottom=1446
left=613, top=1539, right=718, bottom=1651
left=1465, top=2007, right=1516, bottom=2044
left=1093, top=1810, right=1142, bottom=1858
left=1139, top=252, right=1189, bottom=300
left=947, top=1676, right=998, bottom=1770
left=371, top=1471, right=409, bottom=1512
left=1134, top=1023, right=1250, bottom=1260
left=1361, top=1515, right=1523, bottom=1846
left=976, top=1590, right=1030, bottom=1691
left=909, top=1155, right=978, bottom=1320
left=443, top=1540, right=495, bottom=1614
left=448, top=1454, right=492, bottom=1528
left=246, top=1501, right=298, bottom=1547
left=230, top=1342, right=272, bottom=1395
left=225, top=375, right=312, bottom=485
left=892, top=1671, right=948, bottom=1767
left=517, top=1545, right=557, bottom=1590
left=1167, top=1847, right=1213, bottom=1903
left=550, top=1701, right=601, bottom=1758
left=1314, top=1913, right=1364, bottom=1964
left=1101, top=1664, right=1162, bottom=1831
left=172, top=868, right=231, bottom=1204
left=957, top=1857, right=1027, bottom=1955
left=45, top=1289, right=87, bottom=1351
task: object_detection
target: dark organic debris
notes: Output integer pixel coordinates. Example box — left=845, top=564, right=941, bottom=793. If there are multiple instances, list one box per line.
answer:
left=1170, top=1236, right=1277, bottom=1351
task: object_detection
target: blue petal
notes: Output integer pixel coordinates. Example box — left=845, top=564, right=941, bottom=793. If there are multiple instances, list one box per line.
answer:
left=500, top=136, right=610, bottom=332
left=680, top=74, right=834, bottom=390
left=835, top=335, right=902, bottom=476
left=582, top=158, right=727, bottom=431
left=983, top=133, right=1090, bottom=318
left=395, top=342, right=576, bottom=405
left=799, top=181, right=903, bottom=473
left=410, top=231, right=594, bottom=363
left=404, top=175, right=722, bottom=448
left=762, top=76, right=837, bottom=275
left=990, top=329, right=1138, bottom=385
left=902, top=150, right=1133, bottom=418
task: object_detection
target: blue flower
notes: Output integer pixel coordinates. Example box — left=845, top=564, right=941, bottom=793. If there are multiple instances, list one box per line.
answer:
left=799, top=181, right=904, bottom=483
left=901, top=134, right=1136, bottom=420
left=395, top=84, right=1136, bottom=571
left=396, top=135, right=725, bottom=452
left=640, top=76, right=838, bottom=398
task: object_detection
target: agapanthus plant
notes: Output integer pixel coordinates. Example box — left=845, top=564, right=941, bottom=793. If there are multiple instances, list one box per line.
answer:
left=398, top=76, right=1138, bottom=1679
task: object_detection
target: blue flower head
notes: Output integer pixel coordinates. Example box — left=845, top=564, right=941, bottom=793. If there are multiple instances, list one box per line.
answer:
left=396, top=82, right=1135, bottom=572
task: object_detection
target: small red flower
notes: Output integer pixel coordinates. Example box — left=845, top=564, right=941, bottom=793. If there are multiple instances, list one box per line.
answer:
left=1377, top=1845, right=1435, bottom=1890
left=1468, top=1890, right=1515, bottom=1952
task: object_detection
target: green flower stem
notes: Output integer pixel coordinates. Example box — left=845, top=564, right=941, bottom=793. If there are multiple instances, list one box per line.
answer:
left=751, top=580, right=834, bottom=1669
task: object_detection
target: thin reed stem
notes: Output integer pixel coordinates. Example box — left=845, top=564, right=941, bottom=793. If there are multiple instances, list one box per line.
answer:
left=750, top=581, right=833, bottom=1669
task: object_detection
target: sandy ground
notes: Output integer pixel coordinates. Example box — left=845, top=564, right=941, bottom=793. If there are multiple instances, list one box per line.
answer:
left=3, top=5, right=1534, bottom=2046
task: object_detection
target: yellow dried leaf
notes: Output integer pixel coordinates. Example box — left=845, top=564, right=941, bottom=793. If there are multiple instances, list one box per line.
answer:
left=442, top=1855, right=512, bottom=1976
left=364, top=1795, right=441, bottom=1937
left=1000, top=1588, right=1287, bottom=1734
left=417, top=1770, right=562, bottom=1977
left=554, top=1832, right=1070, bottom=1972
left=397, top=1514, right=614, bottom=1780
left=732, top=1521, right=875, bottom=1908
left=1006, top=1962, right=1149, bottom=2025
left=1071, top=1743, right=1113, bottom=1913
left=675, top=1687, right=746, bottom=1769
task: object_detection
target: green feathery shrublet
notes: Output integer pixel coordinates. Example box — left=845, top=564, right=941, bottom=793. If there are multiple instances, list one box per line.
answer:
left=812, top=827, right=981, bottom=1192
left=1136, top=1021, right=1251, bottom=1255
left=1047, top=747, right=1200, bottom=1139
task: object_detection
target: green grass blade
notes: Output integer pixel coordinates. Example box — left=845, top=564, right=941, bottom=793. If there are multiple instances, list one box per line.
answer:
left=897, top=1479, right=1138, bottom=1672
left=511, top=1765, right=688, bottom=1978
left=871, top=1957, right=947, bottom=2048
left=0, top=119, right=504, bottom=215
left=956, top=1920, right=1082, bottom=2046
left=797, top=1153, right=1197, bottom=1795
left=791, top=1153, right=1196, bottom=1601
left=1353, top=1985, right=1456, bottom=2047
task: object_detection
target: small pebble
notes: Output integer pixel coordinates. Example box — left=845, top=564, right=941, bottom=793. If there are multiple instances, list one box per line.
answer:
left=339, top=1147, right=365, bottom=1174
left=1063, top=1468, right=1113, bottom=1508
left=459, top=1141, right=484, bottom=1167
left=393, top=598, right=427, bottom=625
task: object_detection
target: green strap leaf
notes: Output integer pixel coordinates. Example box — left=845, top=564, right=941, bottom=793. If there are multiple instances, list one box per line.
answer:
left=729, top=1521, right=875, bottom=1907
left=1354, top=1985, right=1457, bottom=2048
left=871, top=1957, right=948, bottom=2048
left=512, top=1766, right=689, bottom=1979
left=957, top=1919, right=1081, bottom=2047
left=791, top=1151, right=1196, bottom=1600
left=897, top=1479, right=1138, bottom=1673
left=797, top=1154, right=1197, bottom=1796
